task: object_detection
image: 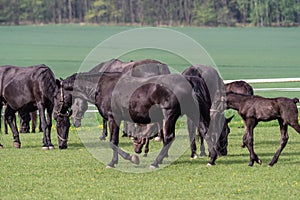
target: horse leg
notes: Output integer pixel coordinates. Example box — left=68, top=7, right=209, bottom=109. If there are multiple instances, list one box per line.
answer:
left=143, top=138, right=150, bottom=157
left=205, top=132, right=218, bottom=166
left=199, top=133, right=207, bottom=157
left=31, top=111, right=37, bottom=133
left=38, top=114, right=42, bottom=132
left=243, top=119, right=261, bottom=166
left=19, top=112, right=30, bottom=133
left=38, top=103, right=52, bottom=149
left=4, top=115, right=8, bottom=134
left=241, top=121, right=247, bottom=148
left=5, top=107, right=20, bottom=148
left=107, top=115, right=139, bottom=168
left=151, top=115, right=178, bottom=168
left=122, top=121, right=128, bottom=137
left=269, top=119, right=289, bottom=166
left=46, top=106, right=54, bottom=148
left=99, top=118, right=107, bottom=141
left=187, top=117, right=197, bottom=159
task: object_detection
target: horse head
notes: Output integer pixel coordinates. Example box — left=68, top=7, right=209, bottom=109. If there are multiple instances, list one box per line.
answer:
left=215, top=115, right=234, bottom=156
left=71, top=98, right=88, bottom=128
left=132, top=137, right=146, bottom=154
left=54, top=78, right=73, bottom=149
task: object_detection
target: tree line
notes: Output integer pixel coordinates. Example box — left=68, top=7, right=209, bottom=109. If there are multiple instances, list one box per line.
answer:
left=0, top=0, right=299, bottom=26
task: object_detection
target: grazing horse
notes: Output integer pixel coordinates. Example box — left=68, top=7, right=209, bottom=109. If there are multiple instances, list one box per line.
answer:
left=226, top=92, right=300, bottom=166
left=182, top=65, right=228, bottom=160
left=225, top=80, right=254, bottom=95
left=0, top=65, right=63, bottom=149
left=71, top=59, right=170, bottom=140
left=56, top=72, right=221, bottom=168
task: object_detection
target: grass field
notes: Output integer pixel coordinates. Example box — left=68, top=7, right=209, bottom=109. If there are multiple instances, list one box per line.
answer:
left=0, top=25, right=300, bottom=199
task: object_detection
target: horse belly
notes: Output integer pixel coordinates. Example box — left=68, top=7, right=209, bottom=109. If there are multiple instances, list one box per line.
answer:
left=256, top=105, right=280, bottom=121
left=3, top=81, right=34, bottom=110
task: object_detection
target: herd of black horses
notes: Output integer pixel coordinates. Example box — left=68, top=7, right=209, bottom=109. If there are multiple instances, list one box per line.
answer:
left=0, top=59, right=300, bottom=168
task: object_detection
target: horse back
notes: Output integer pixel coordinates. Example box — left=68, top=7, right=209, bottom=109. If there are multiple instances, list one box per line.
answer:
left=0, top=65, right=56, bottom=110
left=239, top=96, right=297, bottom=122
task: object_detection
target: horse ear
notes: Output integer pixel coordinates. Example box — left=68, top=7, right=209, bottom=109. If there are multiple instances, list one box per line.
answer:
left=226, top=115, right=234, bottom=123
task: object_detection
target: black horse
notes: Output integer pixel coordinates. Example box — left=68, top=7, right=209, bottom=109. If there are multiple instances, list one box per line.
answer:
left=226, top=92, right=300, bottom=166
left=182, top=65, right=229, bottom=160
left=0, top=65, right=67, bottom=149
left=225, top=80, right=254, bottom=95
left=71, top=59, right=170, bottom=140
left=56, top=72, right=221, bottom=168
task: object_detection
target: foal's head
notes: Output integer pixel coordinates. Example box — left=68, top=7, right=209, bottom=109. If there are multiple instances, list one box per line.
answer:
left=54, top=79, right=73, bottom=149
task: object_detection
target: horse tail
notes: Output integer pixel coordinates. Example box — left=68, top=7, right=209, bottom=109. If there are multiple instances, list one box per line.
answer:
left=185, top=75, right=211, bottom=125
left=293, top=97, right=299, bottom=104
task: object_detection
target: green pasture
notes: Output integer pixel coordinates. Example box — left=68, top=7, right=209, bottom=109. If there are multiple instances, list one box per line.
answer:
left=0, top=25, right=300, bottom=199
left=1, top=117, right=300, bottom=199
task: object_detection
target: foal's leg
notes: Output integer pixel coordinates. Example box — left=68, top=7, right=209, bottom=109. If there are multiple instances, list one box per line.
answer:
left=269, top=119, right=289, bottom=166
left=187, top=117, right=197, bottom=159
left=5, top=107, right=20, bottom=148
left=243, top=119, right=261, bottom=166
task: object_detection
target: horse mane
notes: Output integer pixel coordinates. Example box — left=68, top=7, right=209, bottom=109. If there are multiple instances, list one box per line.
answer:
left=63, top=71, right=122, bottom=95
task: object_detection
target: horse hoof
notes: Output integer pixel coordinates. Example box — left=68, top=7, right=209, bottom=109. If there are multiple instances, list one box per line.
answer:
left=149, top=165, right=158, bottom=169
left=99, top=136, right=106, bottom=141
left=258, top=160, right=262, bottom=165
left=13, top=142, right=21, bottom=148
left=154, top=137, right=161, bottom=142
left=48, top=146, right=54, bottom=150
left=0, top=144, right=3, bottom=149
left=130, top=155, right=140, bottom=165
left=200, top=153, right=207, bottom=157
left=42, top=146, right=49, bottom=150
left=106, top=165, right=114, bottom=169
left=190, top=155, right=198, bottom=160
left=207, top=163, right=213, bottom=167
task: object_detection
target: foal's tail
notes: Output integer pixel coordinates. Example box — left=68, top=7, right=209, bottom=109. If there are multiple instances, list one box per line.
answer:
left=293, top=97, right=299, bottom=104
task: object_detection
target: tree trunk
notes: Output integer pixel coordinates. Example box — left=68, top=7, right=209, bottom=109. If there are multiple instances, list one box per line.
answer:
left=68, top=0, right=72, bottom=23
left=13, top=0, right=20, bottom=25
left=129, top=0, right=135, bottom=23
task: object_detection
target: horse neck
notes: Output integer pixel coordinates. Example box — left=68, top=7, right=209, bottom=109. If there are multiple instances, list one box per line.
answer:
left=70, top=73, right=100, bottom=103
left=227, top=94, right=244, bottom=111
